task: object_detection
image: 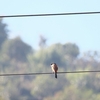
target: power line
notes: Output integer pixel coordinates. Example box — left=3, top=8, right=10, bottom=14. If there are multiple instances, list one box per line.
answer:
left=0, top=11, right=100, bottom=18
left=0, top=70, right=100, bottom=76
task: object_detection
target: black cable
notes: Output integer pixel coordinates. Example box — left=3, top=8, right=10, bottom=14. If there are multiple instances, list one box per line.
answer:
left=0, top=11, right=100, bottom=18
left=0, top=70, right=100, bottom=76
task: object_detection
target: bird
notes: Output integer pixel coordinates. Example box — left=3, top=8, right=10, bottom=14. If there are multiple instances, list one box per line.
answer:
left=51, top=63, right=58, bottom=78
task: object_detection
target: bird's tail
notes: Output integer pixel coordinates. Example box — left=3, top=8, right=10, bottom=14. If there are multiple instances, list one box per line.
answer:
left=55, top=72, right=57, bottom=78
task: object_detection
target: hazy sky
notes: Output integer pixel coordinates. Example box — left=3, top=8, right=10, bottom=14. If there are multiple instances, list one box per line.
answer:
left=0, top=0, right=100, bottom=53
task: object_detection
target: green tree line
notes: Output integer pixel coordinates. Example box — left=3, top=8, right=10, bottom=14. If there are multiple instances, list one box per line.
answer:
left=0, top=19, right=100, bottom=100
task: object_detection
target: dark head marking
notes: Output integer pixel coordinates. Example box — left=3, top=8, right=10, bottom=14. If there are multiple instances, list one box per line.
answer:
left=51, top=63, right=56, bottom=65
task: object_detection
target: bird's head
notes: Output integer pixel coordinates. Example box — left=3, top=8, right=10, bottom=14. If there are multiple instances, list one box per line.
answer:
left=51, top=63, right=56, bottom=65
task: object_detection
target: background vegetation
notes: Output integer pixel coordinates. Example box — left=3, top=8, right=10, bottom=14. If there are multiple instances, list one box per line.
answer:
left=0, top=18, right=100, bottom=100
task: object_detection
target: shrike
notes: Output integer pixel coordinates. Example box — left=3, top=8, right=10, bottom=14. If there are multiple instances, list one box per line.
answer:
left=51, top=63, right=58, bottom=78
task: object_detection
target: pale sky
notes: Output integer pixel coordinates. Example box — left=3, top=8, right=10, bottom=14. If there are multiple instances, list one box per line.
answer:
left=0, top=0, right=100, bottom=53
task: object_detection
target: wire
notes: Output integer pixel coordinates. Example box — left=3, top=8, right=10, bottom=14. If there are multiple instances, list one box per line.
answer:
left=0, top=70, right=100, bottom=76
left=0, top=11, right=100, bottom=18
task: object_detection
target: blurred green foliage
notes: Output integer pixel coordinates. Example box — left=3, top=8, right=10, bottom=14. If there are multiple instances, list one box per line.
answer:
left=0, top=19, right=100, bottom=100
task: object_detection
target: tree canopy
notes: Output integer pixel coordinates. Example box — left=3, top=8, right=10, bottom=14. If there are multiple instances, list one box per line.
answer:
left=0, top=19, right=100, bottom=100
left=0, top=19, right=8, bottom=49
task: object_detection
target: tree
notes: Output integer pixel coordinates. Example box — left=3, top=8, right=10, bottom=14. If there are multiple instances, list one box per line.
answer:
left=63, top=43, right=79, bottom=58
left=30, top=43, right=66, bottom=68
left=38, top=34, right=47, bottom=49
left=0, top=18, right=8, bottom=49
left=1, top=37, right=32, bottom=62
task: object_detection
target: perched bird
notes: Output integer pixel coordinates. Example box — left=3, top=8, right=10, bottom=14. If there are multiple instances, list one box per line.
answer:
left=51, top=63, right=58, bottom=78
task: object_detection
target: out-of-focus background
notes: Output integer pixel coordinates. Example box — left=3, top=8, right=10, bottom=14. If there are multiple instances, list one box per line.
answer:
left=0, top=0, right=100, bottom=100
